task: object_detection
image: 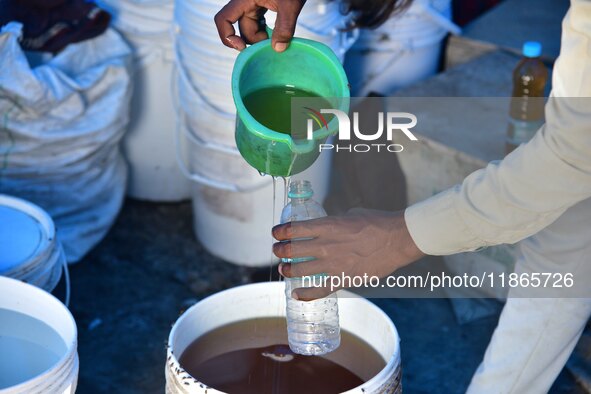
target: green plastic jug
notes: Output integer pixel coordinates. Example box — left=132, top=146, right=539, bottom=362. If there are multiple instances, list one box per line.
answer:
left=231, top=35, right=350, bottom=177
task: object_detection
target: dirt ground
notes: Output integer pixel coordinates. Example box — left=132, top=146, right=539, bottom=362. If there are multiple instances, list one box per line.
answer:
left=68, top=199, right=585, bottom=393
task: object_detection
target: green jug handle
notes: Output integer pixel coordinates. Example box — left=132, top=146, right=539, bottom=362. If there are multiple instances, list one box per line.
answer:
left=289, top=138, right=317, bottom=154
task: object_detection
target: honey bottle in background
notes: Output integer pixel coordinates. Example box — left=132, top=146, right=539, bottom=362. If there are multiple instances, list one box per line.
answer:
left=505, top=41, right=548, bottom=154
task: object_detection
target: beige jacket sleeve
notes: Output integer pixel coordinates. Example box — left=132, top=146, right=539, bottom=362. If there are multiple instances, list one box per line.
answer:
left=404, top=0, right=591, bottom=255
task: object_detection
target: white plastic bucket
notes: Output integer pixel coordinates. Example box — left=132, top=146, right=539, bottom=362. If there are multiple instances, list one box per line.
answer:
left=175, top=49, right=236, bottom=113
left=172, top=0, right=357, bottom=139
left=99, top=0, right=192, bottom=202
left=177, top=113, right=333, bottom=267
left=172, top=0, right=345, bottom=266
left=189, top=167, right=330, bottom=265
left=99, top=0, right=174, bottom=35
left=173, top=0, right=353, bottom=75
left=0, top=195, right=68, bottom=300
left=175, top=36, right=235, bottom=76
left=344, top=0, right=460, bottom=96
left=0, top=276, right=78, bottom=394
left=176, top=63, right=236, bottom=147
left=175, top=72, right=334, bottom=266
left=165, top=282, right=401, bottom=393
left=122, top=42, right=192, bottom=201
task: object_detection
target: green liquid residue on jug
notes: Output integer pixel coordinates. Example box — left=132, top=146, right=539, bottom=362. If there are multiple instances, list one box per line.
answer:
left=243, top=86, right=333, bottom=138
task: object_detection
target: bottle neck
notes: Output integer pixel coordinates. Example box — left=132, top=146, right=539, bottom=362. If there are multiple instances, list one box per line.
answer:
left=290, top=196, right=311, bottom=204
left=288, top=180, right=314, bottom=201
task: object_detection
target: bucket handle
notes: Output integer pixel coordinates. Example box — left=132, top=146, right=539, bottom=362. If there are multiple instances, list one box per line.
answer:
left=61, top=244, right=70, bottom=307
left=182, top=113, right=242, bottom=157
left=174, top=112, right=273, bottom=192
left=171, top=28, right=236, bottom=120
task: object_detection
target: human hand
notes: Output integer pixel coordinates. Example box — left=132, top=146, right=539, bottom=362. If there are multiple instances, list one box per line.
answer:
left=272, top=208, right=425, bottom=300
left=214, top=0, right=305, bottom=52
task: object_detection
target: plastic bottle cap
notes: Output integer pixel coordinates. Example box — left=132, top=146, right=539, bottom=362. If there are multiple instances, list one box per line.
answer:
left=288, top=180, right=314, bottom=199
left=523, top=41, right=542, bottom=58
left=288, top=189, right=314, bottom=199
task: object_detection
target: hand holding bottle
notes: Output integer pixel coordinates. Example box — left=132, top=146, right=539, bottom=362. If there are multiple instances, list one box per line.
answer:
left=273, top=208, right=425, bottom=300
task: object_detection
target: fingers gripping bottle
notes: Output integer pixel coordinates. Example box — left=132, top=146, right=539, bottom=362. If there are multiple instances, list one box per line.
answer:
left=280, top=180, right=341, bottom=355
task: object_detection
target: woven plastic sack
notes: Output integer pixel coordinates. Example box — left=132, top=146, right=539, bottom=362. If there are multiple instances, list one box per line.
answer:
left=0, top=22, right=132, bottom=262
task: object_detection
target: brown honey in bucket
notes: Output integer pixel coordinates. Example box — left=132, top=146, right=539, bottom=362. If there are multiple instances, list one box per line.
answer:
left=179, top=317, right=385, bottom=394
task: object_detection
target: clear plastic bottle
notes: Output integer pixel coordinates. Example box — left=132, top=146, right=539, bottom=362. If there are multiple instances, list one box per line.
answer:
left=280, top=180, right=340, bottom=355
left=506, top=41, right=548, bottom=154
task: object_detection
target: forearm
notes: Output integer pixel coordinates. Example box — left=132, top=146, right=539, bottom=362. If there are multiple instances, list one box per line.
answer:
left=405, top=0, right=591, bottom=255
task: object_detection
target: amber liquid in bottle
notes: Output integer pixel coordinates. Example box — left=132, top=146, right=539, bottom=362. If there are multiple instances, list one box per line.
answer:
left=506, top=42, right=548, bottom=154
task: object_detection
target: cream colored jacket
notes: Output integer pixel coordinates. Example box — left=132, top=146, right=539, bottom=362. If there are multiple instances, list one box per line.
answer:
left=405, top=0, right=591, bottom=255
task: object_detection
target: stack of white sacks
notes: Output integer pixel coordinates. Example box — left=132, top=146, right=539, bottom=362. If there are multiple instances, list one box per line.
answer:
left=0, top=23, right=131, bottom=262
left=173, top=0, right=355, bottom=266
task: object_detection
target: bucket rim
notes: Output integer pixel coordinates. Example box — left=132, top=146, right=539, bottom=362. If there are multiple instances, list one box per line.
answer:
left=167, top=282, right=400, bottom=394
left=0, top=276, right=77, bottom=392
left=0, top=194, right=55, bottom=274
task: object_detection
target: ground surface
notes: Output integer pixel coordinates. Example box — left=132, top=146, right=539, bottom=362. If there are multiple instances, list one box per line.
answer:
left=69, top=199, right=585, bottom=394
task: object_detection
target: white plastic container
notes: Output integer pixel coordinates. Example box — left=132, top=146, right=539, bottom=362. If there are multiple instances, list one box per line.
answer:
left=0, top=276, right=78, bottom=394
left=175, top=70, right=332, bottom=266
left=178, top=116, right=333, bottom=266
left=0, top=195, right=66, bottom=296
left=165, top=282, right=401, bottom=394
left=177, top=69, right=236, bottom=148
left=100, top=0, right=192, bottom=202
left=123, top=42, right=191, bottom=201
left=173, top=0, right=356, bottom=119
left=173, top=0, right=349, bottom=266
left=344, top=0, right=460, bottom=96
left=174, top=39, right=237, bottom=116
